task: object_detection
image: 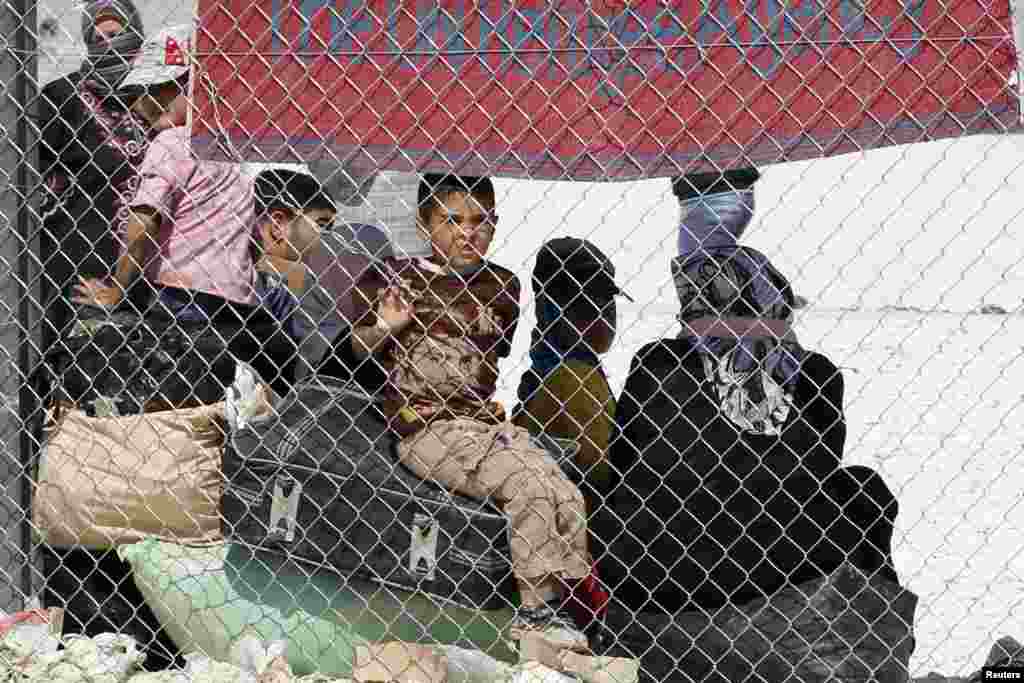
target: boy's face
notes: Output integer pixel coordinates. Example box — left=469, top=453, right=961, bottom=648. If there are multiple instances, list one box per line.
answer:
left=420, top=191, right=496, bottom=270
left=262, top=207, right=334, bottom=262
left=288, top=207, right=335, bottom=260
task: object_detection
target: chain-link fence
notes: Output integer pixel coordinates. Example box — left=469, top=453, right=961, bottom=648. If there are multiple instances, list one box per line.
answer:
left=2, top=0, right=1023, bottom=680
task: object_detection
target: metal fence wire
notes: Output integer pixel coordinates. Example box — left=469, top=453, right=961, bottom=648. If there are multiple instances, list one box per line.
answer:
left=0, top=0, right=1022, bottom=680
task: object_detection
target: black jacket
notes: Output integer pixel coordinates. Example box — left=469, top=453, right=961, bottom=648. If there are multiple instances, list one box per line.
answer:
left=36, top=74, right=149, bottom=340
left=596, top=338, right=846, bottom=613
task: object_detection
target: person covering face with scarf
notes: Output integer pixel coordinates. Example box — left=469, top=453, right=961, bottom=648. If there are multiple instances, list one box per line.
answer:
left=35, top=7, right=182, bottom=668
left=36, top=0, right=150, bottom=353
left=595, top=170, right=900, bottom=636
left=80, top=0, right=146, bottom=94
left=672, top=181, right=805, bottom=435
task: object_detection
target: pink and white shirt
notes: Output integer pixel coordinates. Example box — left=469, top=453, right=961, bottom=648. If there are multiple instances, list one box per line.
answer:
left=132, top=126, right=256, bottom=305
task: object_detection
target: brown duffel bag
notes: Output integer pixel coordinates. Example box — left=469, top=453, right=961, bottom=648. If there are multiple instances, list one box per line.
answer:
left=33, top=404, right=227, bottom=549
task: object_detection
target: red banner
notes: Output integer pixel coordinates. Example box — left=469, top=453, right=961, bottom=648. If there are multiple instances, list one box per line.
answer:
left=191, top=0, right=1020, bottom=179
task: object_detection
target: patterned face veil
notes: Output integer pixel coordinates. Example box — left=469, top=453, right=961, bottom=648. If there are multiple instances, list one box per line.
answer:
left=672, top=188, right=805, bottom=435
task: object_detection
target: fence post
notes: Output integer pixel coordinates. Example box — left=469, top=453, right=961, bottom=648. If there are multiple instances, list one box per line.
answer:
left=2, top=0, right=39, bottom=610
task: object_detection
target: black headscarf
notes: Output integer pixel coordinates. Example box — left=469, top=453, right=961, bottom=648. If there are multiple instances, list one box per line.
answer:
left=79, top=0, right=145, bottom=94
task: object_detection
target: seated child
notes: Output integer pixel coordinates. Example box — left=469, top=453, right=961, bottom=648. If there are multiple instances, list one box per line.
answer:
left=349, top=174, right=591, bottom=651
left=514, top=237, right=627, bottom=515
left=73, top=24, right=256, bottom=319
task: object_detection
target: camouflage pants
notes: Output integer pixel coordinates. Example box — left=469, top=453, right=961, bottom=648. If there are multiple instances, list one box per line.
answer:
left=398, top=418, right=590, bottom=582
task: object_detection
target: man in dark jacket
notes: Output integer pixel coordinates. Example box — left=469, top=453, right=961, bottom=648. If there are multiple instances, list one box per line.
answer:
left=596, top=174, right=899, bottom=617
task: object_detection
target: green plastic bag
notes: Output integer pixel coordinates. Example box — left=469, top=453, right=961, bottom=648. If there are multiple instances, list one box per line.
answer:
left=119, top=539, right=517, bottom=676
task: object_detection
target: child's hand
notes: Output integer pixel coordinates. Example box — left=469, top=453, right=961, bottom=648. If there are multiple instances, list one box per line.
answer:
left=72, top=278, right=124, bottom=309
left=377, top=284, right=414, bottom=334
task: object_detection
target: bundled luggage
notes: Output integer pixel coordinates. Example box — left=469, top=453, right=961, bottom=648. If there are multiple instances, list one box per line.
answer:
left=220, top=378, right=518, bottom=610
left=36, top=308, right=239, bottom=417
left=119, top=538, right=519, bottom=676
left=30, top=304, right=289, bottom=669
left=31, top=304, right=289, bottom=549
left=34, top=301, right=304, bottom=419
left=596, top=561, right=918, bottom=683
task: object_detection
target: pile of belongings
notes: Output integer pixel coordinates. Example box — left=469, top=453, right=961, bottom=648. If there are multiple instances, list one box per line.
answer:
left=0, top=605, right=631, bottom=683
left=31, top=308, right=272, bottom=549
left=118, top=537, right=638, bottom=683
left=597, top=561, right=918, bottom=683
left=33, top=359, right=274, bottom=549
left=27, top=310, right=920, bottom=683
left=29, top=332, right=274, bottom=668
left=35, top=310, right=239, bottom=419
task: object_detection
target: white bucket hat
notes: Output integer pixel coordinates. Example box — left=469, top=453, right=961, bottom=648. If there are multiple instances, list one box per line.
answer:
left=120, top=23, right=192, bottom=88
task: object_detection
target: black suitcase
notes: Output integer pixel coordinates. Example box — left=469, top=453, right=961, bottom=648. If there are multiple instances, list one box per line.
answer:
left=221, top=378, right=519, bottom=610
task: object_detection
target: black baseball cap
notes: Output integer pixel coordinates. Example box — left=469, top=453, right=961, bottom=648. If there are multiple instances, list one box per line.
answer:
left=254, top=168, right=336, bottom=216
left=533, top=237, right=632, bottom=302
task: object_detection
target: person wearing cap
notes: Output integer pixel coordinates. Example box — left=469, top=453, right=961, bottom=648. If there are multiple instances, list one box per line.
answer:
left=595, top=179, right=900, bottom=627
left=73, top=24, right=258, bottom=317
left=349, top=173, right=592, bottom=655
left=513, top=237, right=629, bottom=514
left=36, top=0, right=150, bottom=350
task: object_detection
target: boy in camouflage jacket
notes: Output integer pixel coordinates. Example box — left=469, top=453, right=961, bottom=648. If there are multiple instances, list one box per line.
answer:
left=350, top=174, right=590, bottom=653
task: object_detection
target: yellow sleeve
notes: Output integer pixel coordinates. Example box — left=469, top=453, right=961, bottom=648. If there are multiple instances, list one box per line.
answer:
left=519, top=361, right=615, bottom=487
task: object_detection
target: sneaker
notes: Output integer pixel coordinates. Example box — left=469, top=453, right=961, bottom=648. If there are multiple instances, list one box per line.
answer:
left=510, top=600, right=589, bottom=652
